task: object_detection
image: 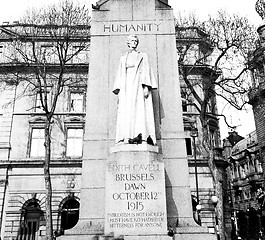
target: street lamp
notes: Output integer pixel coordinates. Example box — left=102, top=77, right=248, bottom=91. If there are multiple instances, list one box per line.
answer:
left=257, top=187, right=265, bottom=240
left=211, top=195, right=220, bottom=240
left=196, top=204, right=202, bottom=211
left=190, top=127, right=200, bottom=224
left=211, top=196, right=218, bottom=206
left=196, top=204, right=202, bottom=225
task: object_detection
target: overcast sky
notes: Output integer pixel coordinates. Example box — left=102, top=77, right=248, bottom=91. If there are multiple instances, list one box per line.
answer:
left=0, top=0, right=260, bottom=139
left=0, top=0, right=262, bottom=25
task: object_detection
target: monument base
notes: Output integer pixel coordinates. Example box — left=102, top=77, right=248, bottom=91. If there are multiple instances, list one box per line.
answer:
left=61, top=218, right=103, bottom=240
left=120, top=226, right=216, bottom=240
left=61, top=227, right=216, bottom=240
left=173, top=226, right=216, bottom=240
left=61, top=143, right=216, bottom=240
left=124, top=231, right=216, bottom=240
left=105, top=144, right=167, bottom=237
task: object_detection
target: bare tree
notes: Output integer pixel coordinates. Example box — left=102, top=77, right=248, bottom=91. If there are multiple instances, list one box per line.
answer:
left=176, top=10, right=257, bottom=240
left=4, top=1, right=90, bottom=239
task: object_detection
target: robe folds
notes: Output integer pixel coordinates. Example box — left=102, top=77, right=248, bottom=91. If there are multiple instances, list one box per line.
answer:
left=113, top=51, right=157, bottom=144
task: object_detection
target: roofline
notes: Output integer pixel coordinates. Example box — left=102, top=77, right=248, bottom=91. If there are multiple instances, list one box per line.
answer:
left=0, top=24, right=91, bottom=41
left=182, top=64, right=221, bottom=79
left=0, top=63, right=89, bottom=74
left=175, top=26, right=209, bottom=38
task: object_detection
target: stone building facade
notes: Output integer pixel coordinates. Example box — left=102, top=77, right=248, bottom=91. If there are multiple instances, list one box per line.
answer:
left=0, top=23, right=222, bottom=239
left=0, top=23, right=90, bottom=239
left=247, top=13, right=265, bottom=240
left=249, top=20, right=265, bottom=172
left=176, top=26, right=226, bottom=231
left=223, top=131, right=264, bottom=239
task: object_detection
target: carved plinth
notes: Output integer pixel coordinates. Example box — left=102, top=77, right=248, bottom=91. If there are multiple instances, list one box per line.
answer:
left=105, top=145, right=167, bottom=237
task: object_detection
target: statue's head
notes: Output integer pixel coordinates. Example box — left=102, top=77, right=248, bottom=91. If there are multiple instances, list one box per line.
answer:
left=127, top=35, right=139, bottom=50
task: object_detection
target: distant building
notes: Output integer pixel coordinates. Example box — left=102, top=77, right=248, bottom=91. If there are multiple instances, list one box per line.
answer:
left=223, top=131, right=263, bottom=239
left=247, top=14, right=265, bottom=239
left=249, top=20, right=265, bottom=173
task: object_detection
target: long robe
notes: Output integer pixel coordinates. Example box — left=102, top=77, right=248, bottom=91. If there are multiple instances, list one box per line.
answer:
left=113, top=51, right=157, bottom=144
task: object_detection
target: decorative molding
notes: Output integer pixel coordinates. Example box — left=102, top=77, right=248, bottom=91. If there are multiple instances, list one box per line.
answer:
left=64, top=115, right=85, bottom=127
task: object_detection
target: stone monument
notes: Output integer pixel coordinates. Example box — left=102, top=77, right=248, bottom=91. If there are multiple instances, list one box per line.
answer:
left=63, top=0, right=216, bottom=240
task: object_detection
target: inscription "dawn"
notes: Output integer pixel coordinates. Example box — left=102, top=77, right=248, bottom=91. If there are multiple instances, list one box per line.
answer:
left=103, top=22, right=162, bottom=33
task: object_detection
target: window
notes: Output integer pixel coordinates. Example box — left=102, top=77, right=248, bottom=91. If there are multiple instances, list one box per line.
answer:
left=209, top=129, right=220, bottom=148
left=208, top=120, right=219, bottom=148
left=35, top=90, right=50, bottom=112
left=185, top=138, right=192, bottom=155
left=60, top=198, right=80, bottom=232
left=249, top=159, right=255, bottom=173
left=0, top=45, right=4, bottom=62
left=18, top=200, right=44, bottom=240
left=35, top=92, right=43, bottom=112
left=182, top=99, right=188, bottom=112
left=233, top=164, right=238, bottom=178
left=240, top=165, right=246, bottom=178
left=230, top=166, right=234, bottom=179
left=244, top=162, right=249, bottom=176
left=209, top=130, right=215, bottom=147
left=71, top=45, right=88, bottom=63
left=64, top=115, right=85, bottom=157
left=69, top=92, right=84, bottom=112
left=30, top=128, right=45, bottom=157
left=256, top=160, right=263, bottom=173
left=40, top=44, right=55, bottom=63
left=181, top=90, right=190, bottom=112
left=66, top=128, right=83, bottom=157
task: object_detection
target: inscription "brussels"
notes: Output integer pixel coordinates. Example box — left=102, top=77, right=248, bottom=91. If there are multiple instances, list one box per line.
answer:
left=103, top=22, right=162, bottom=33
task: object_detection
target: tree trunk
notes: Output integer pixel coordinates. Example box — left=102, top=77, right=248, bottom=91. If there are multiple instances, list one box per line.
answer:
left=201, top=123, right=225, bottom=240
left=215, top=174, right=225, bottom=240
left=44, top=118, right=53, bottom=240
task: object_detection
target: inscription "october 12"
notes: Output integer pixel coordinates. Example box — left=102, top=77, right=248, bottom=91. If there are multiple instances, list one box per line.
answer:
left=103, top=22, right=162, bottom=33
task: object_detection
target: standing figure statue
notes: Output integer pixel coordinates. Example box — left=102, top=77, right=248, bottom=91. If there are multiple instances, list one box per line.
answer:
left=113, top=35, right=157, bottom=145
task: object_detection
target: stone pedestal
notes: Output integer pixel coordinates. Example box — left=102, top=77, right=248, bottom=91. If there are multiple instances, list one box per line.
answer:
left=105, top=144, right=167, bottom=237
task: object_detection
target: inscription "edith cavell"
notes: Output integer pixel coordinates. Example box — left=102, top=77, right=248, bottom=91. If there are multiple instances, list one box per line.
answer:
left=103, top=22, right=162, bottom=33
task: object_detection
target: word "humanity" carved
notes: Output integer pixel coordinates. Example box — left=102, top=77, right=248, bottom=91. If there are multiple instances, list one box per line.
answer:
left=103, top=22, right=162, bottom=33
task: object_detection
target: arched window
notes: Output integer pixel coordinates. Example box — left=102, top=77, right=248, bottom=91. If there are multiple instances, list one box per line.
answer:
left=17, top=199, right=44, bottom=240
left=58, top=197, right=80, bottom=234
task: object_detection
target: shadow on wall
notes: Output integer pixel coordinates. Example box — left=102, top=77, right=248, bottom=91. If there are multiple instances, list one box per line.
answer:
left=165, top=171, right=179, bottom=234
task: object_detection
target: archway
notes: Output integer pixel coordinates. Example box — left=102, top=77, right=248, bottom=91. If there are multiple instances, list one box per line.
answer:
left=57, top=197, right=80, bottom=235
left=17, top=198, right=44, bottom=240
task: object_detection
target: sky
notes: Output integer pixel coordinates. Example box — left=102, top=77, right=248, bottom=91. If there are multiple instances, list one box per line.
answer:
left=0, top=0, right=261, bottom=139
left=0, top=0, right=261, bottom=25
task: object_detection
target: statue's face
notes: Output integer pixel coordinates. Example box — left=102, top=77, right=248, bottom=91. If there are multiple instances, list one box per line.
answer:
left=127, top=36, right=139, bottom=50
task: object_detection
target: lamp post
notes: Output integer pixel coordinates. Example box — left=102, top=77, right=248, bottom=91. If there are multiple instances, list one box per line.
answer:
left=196, top=204, right=202, bottom=225
left=211, top=195, right=220, bottom=240
left=190, top=127, right=200, bottom=224
left=257, top=187, right=265, bottom=240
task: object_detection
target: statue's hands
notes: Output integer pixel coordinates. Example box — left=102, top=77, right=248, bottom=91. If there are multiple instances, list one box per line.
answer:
left=143, top=86, right=149, bottom=99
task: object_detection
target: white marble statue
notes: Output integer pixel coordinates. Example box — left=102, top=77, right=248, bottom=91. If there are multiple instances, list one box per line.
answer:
left=113, top=35, right=157, bottom=145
